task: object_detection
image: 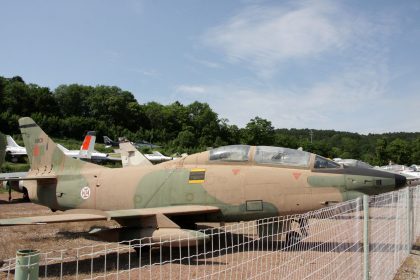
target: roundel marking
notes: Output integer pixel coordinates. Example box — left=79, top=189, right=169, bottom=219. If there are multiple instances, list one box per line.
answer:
left=80, top=186, right=91, bottom=200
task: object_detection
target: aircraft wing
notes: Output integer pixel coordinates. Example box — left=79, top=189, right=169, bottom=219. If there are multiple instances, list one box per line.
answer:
left=0, top=172, right=56, bottom=181
left=0, top=213, right=109, bottom=225
left=0, top=205, right=220, bottom=226
left=106, top=205, right=220, bottom=218
left=0, top=172, right=28, bottom=180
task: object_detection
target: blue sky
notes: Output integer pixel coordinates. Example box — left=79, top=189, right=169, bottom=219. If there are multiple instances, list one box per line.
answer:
left=1, top=0, right=419, bottom=133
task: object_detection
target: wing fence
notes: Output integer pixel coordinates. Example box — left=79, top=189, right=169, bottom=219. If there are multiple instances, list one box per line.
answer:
left=1, top=186, right=419, bottom=280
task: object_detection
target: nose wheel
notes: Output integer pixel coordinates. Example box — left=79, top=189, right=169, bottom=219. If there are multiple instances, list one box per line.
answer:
left=285, top=217, right=309, bottom=247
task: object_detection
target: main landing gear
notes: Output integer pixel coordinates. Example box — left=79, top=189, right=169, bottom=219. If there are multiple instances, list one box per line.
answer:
left=285, top=217, right=309, bottom=247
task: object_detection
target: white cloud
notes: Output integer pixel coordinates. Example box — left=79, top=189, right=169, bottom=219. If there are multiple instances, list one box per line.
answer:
left=175, top=85, right=207, bottom=94
left=169, top=0, right=414, bottom=133
left=171, top=58, right=393, bottom=132
left=186, top=55, right=222, bottom=69
left=203, top=1, right=358, bottom=76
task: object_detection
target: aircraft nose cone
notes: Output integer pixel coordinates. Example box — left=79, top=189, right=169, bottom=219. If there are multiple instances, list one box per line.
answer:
left=395, top=174, right=407, bottom=189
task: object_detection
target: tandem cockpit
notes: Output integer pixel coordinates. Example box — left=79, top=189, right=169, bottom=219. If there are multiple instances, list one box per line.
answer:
left=183, top=145, right=341, bottom=170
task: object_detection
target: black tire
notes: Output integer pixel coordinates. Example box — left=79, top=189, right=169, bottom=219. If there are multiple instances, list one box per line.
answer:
left=133, top=245, right=151, bottom=257
left=285, top=231, right=301, bottom=247
left=22, top=188, right=30, bottom=202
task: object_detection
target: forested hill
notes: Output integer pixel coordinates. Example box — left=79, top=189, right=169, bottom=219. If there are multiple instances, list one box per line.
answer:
left=0, top=75, right=419, bottom=165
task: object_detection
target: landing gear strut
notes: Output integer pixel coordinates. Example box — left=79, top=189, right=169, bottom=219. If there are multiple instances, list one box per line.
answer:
left=285, top=217, right=309, bottom=247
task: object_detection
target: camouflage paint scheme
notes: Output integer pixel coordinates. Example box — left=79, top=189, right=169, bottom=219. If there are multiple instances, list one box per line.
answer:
left=0, top=118, right=407, bottom=245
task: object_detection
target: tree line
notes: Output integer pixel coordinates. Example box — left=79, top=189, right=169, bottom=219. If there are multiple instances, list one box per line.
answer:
left=0, top=75, right=419, bottom=165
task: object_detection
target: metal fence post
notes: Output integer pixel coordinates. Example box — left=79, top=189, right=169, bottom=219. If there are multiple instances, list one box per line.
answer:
left=363, top=195, right=370, bottom=280
left=14, top=249, right=39, bottom=280
left=407, top=188, right=413, bottom=251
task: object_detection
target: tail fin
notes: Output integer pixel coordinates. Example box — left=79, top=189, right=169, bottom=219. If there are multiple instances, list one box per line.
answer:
left=6, top=135, right=21, bottom=148
left=119, top=142, right=152, bottom=167
left=79, top=131, right=96, bottom=158
left=19, top=117, right=103, bottom=171
left=0, top=132, right=5, bottom=167
left=103, top=136, right=113, bottom=146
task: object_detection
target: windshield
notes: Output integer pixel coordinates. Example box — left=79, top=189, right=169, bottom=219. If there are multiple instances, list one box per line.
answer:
left=209, top=145, right=250, bottom=162
left=314, top=155, right=341, bottom=169
left=255, top=146, right=311, bottom=167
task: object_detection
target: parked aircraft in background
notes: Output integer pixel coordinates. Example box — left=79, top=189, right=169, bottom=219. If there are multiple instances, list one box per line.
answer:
left=378, top=163, right=420, bottom=185
left=58, top=131, right=119, bottom=163
left=0, top=117, right=407, bottom=251
left=103, top=135, right=161, bottom=149
left=333, top=158, right=373, bottom=169
left=5, top=135, right=27, bottom=162
left=104, top=135, right=171, bottom=163
left=119, top=142, right=153, bottom=167
left=333, top=158, right=420, bottom=186
left=119, top=142, right=179, bottom=167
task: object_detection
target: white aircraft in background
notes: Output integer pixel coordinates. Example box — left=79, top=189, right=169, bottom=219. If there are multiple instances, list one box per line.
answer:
left=119, top=142, right=178, bottom=166
left=333, top=158, right=373, bottom=169
left=5, top=135, right=27, bottom=162
left=57, top=131, right=118, bottom=163
left=377, top=163, right=420, bottom=185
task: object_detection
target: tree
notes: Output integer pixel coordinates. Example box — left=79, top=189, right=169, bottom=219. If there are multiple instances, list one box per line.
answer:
left=241, top=117, right=275, bottom=145
left=386, top=138, right=411, bottom=164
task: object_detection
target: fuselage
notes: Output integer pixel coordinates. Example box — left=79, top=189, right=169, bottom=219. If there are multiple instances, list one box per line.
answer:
left=26, top=145, right=406, bottom=222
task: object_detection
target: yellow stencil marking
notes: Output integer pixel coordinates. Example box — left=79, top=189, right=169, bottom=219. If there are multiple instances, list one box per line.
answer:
left=189, top=168, right=206, bottom=184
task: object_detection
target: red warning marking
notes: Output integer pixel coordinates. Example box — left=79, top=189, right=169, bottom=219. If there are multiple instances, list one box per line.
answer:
left=33, top=144, right=40, bottom=157
left=232, top=169, right=240, bottom=175
left=292, top=172, right=301, bottom=180
left=81, top=135, right=92, bottom=150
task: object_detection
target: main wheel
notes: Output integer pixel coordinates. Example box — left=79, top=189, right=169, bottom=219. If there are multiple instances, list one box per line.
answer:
left=133, top=245, right=151, bottom=257
left=285, top=231, right=301, bottom=247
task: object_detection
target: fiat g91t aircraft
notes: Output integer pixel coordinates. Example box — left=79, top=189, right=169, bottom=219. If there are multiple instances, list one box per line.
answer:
left=0, top=118, right=407, bottom=248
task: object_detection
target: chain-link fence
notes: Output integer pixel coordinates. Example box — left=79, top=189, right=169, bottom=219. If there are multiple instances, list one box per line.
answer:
left=1, top=186, right=419, bottom=279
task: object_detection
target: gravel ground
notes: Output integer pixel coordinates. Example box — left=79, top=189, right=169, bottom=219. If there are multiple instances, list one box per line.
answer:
left=393, top=239, right=420, bottom=280
left=0, top=193, right=418, bottom=279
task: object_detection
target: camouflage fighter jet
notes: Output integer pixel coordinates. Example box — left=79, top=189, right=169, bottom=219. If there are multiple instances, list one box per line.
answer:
left=0, top=118, right=407, bottom=248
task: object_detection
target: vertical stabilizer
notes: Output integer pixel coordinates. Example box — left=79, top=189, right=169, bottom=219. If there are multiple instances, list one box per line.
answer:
left=18, top=117, right=102, bottom=171
left=119, top=142, right=153, bottom=167
left=6, top=135, right=21, bottom=148
left=79, top=131, right=96, bottom=158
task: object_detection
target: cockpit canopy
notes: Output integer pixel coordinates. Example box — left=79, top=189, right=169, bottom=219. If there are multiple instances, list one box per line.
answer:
left=255, top=146, right=311, bottom=167
left=209, top=145, right=250, bottom=162
left=209, top=145, right=312, bottom=168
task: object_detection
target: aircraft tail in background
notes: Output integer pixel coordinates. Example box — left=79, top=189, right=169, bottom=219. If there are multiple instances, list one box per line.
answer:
left=79, top=131, right=96, bottom=158
left=119, top=142, right=153, bottom=167
left=103, top=136, right=118, bottom=147
left=6, top=135, right=22, bottom=148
